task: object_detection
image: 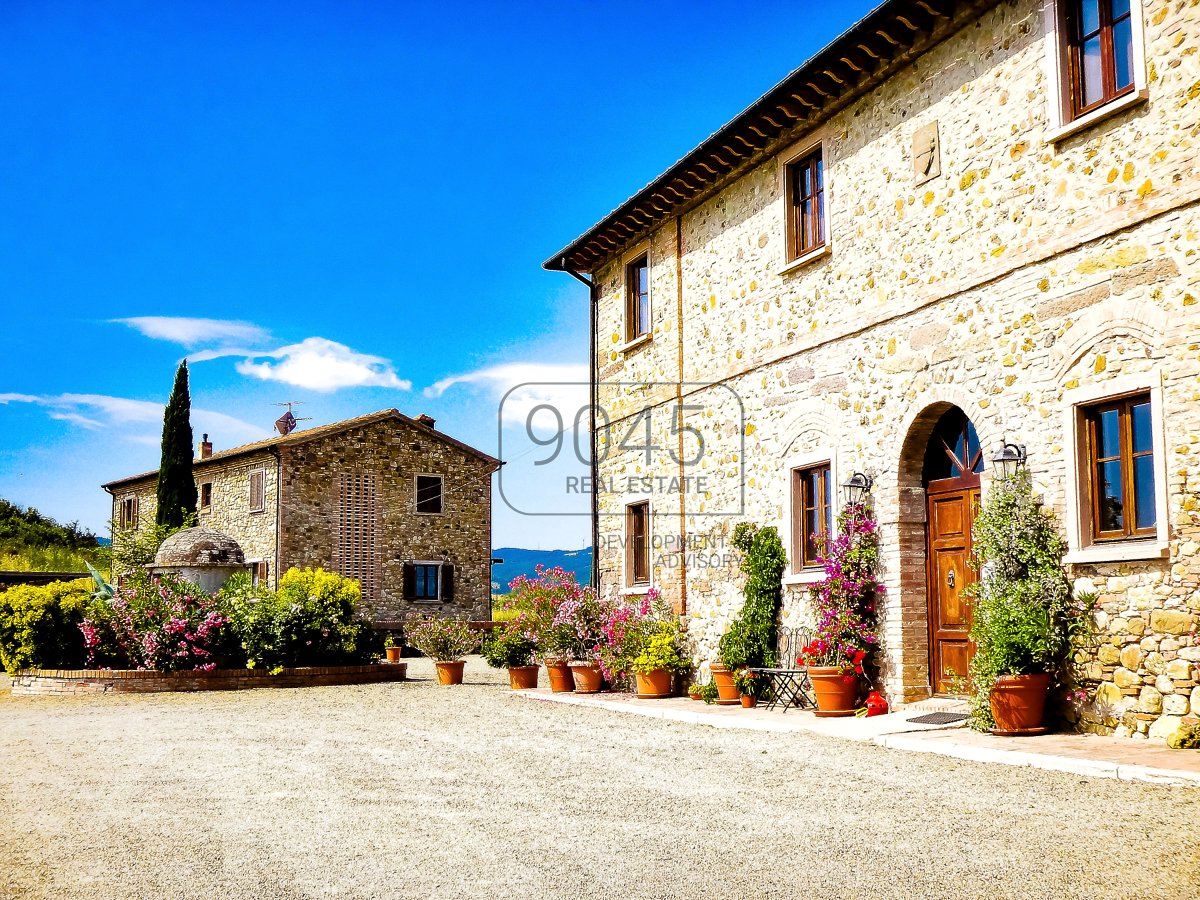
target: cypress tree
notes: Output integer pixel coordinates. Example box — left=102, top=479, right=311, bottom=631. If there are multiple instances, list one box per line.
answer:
left=155, top=360, right=197, bottom=528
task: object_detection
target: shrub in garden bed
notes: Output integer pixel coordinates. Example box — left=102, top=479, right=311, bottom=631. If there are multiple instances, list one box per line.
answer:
left=219, top=568, right=381, bottom=669
left=76, top=566, right=379, bottom=673
left=0, top=579, right=91, bottom=674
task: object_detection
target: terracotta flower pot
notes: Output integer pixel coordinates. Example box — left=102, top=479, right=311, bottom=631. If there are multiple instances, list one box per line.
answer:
left=689, top=690, right=702, bottom=701
left=384, top=646, right=402, bottom=663
left=808, top=666, right=859, bottom=717
left=710, top=663, right=741, bottom=705
left=434, top=660, right=466, bottom=685
left=740, top=693, right=758, bottom=708
left=507, top=665, right=539, bottom=690
left=570, top=663, right=604, bottom=694
left=634, top=668, right=674, bottom=698
left=989, top=672, right=1051, bottom=735
left=545, top=660, right=575, bottom=693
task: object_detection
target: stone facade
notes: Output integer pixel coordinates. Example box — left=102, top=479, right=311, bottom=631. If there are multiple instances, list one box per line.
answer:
left=568, top=0, right=1200, bottom=737
left=103, top=410, right=500, bottom=621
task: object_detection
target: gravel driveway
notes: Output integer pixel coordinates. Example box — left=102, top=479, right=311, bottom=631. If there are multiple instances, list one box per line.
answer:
left=2, top=658, right=1197, bottom=900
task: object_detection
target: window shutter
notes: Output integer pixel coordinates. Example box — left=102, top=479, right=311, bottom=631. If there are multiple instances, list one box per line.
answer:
left=133, top=497, right=140, bottom=529
left=402, top=562, right=416, bottom=600
left=441, top=563, right=454, bottom=603
left=256, top=561, right=268, bottom=583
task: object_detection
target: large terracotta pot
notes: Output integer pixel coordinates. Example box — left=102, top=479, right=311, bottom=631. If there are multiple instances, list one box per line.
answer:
left=507, top=665, right=539, bottom=690
left=709, top=663, right=741, bottom=705
left=545, top=660, right=575, bottom=693
left=384, top=646, right=402, bottom=663
left=635, top=668, right=674, bottom=699
left=570, top=663, right=604, bottom=694
left=989, top=672, right=1051, bottom=735
left=435, top=660, right=466, bottom=685
left=808, top=666, right=859, bottom=717
left=740, top=694, right=758, bottom=709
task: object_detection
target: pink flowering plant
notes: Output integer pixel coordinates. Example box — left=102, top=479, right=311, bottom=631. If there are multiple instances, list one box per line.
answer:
left=404, top=614, right=478, bottom=661
left=503, top=565, right=607, bottom=663
left=594, top=589, right=689, bottom=685
left=81, top=573, right=229, bottom=672
left=799, top=502, right=883, bottom=673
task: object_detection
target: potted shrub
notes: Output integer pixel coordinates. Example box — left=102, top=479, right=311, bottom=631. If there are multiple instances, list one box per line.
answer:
left=800, top=501, right=883, bottom=717
left=630, top=619, right=689, bottom=698
left=481, top=624, right=539, bottom=690
left=405, top=615, right=478, bottom=685
left=687, top=681, right=703, bottom=701
left=714, top=523, right=786, bottom=705
left=966, top=468, right=1093, bottom=735
left=383, top=634, right=402, bottom=664
left=697, top=682, right=720, bottom=704
left=734, top=667, right=762, bottom=708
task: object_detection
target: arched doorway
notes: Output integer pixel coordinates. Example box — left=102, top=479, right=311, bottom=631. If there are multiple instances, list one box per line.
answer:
left=923, top=407, right=984, bottom=696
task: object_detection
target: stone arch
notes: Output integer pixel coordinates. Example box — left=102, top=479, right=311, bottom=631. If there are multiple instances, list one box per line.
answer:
left=884, top=390, right=998, bottom=703
left=1049, top=301, right=1169, bottom=380
left=774, top=406, right=842, bottom=460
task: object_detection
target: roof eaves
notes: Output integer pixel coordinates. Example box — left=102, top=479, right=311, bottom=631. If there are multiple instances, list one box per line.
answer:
left=544, top=0, right=999, bottom=275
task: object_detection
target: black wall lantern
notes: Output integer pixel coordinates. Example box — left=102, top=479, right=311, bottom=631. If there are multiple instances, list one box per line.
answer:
left=990, top=442, right=1027, bottom=480
left=841, top=472, right=873, bottom=505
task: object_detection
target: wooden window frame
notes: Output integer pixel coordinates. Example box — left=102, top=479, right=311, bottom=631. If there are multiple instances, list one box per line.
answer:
left=118, top=496, right=139, bottom=531
left=1065, top=0, right=1136, bottom=118
left=199, top=482, right=213, bottom=512
left=248, top=470, right=266, bottom=513
left=1044, top=0, right=1147, bottom=141
left=624, top=252, right=651, bottom=343
left=1083, top=392, right=1155, bottom=541
left=785, top=147, right=825, bottom=262
left=625, top=500, right=651, bottom=588
left=415, top=473, right=445, bottom=515
left=791, top=462, right=832, bottom=572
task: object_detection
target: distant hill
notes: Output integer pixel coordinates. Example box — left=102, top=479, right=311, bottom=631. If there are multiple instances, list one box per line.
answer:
left=491, top=547, right=593, bottom=594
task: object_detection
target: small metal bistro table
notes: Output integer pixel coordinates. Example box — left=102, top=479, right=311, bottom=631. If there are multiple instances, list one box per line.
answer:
left=749, top=627, right=814, bottom=712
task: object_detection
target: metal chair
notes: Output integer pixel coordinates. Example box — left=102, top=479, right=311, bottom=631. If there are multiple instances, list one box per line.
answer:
left=750, top=626, right=813, bottom=712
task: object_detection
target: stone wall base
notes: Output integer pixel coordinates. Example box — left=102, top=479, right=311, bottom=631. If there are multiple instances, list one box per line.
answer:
left=11, top=664, right=408, bottom=696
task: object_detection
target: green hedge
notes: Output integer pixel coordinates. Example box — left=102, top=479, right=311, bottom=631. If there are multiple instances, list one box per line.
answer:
left=0, top=579, right=91, bottom=674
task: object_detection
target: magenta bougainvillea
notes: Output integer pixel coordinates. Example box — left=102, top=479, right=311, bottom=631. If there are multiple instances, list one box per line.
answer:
left=798, top=501, right=883, bottom=672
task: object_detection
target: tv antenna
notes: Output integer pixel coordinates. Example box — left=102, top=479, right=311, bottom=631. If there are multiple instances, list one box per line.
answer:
left=273, top=401, right=312, bottom=436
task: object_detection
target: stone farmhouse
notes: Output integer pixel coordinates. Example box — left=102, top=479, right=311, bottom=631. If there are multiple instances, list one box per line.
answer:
left=546, top=0, right=1200, bottom=738
left=102, top=409, right=501, bottom=620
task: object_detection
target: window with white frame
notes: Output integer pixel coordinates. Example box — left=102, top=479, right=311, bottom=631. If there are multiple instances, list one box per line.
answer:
left=1063, top=374, right=1168, bottom=562
left=1045, top=0, right=1147, bottom=138
left=625, top=500, right=651, bottom=587
left=624, top=252, right=650, bottom=342
left=791, top=462, right=832, bottom=572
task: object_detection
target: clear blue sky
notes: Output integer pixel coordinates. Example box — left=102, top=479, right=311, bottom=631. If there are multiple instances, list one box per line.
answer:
left=0, top=0, right=877, bottom=548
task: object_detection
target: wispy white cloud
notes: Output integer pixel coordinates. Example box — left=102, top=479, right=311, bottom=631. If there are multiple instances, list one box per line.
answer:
left=113, top=316, right=271, bottom=348
left=113, top=316, right=410, bottom=394
left=426, top=362, right=587, bottom=427
left=0, top=393, right=268, bottom=447
left=234, top=337, right=411, bottom=393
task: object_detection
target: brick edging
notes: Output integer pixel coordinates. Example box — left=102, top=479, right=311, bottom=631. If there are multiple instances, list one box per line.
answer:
left=11, top=663, right=408, bottom=695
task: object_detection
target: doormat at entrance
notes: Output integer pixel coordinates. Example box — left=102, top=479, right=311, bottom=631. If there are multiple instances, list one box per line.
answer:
left=906, top=711, right=968, bottom=725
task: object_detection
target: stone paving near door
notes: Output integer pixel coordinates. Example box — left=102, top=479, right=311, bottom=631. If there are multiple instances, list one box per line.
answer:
left=2, top=659, right=1198, bottom=899
left=520, top=688, right=1200, bottom=786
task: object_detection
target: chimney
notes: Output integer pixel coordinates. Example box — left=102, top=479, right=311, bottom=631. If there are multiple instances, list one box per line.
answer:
left=416, top=414, right=436, bottom=429
left=199, top=433, right=213, bottom=459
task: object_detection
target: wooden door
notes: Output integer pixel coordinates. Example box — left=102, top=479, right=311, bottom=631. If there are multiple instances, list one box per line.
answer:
left=926, top=484, right=979, bottom=695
